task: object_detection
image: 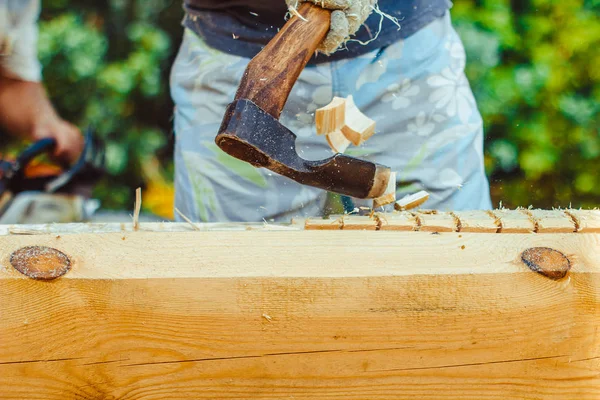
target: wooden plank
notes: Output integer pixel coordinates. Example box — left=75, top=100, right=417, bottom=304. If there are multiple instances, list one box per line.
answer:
left=566, top=209, right=600, bottom=233
left=0, top=231, right=598, bottom=399
left=490, top=209, right=535, bottom=233
left=527, top=209, right=576, bottom=233
left=453, top=210, right=500, bottom=233
left=377, top=211, right=418, bottom=231
left=414, top=211, right=457, bottom=232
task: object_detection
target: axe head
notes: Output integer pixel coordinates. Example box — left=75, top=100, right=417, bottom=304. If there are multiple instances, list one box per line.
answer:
left=216, top=99, right=391, bottom=199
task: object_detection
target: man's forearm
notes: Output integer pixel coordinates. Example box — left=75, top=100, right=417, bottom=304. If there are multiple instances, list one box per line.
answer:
left=0, top=68, right=83, bottom=163
left=0, top=70, right=57, bottom=140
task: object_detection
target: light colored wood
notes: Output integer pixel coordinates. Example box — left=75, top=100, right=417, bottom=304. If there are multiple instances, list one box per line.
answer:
left=1, top=210, right=598, bottom=236
left=341, top=95, right=376, bottom=146
left=415, top=211, right=457, bottom=232
left=133, top=187, right=142, bottom=231
left=453, top=210, right=500, bottom=233
left=377, top=211, right=417, bottom=231
left=566, top=209, right=600, bottom=233
left=395, top=190, right=430, bottom=211
left=339, top=215, right=378, bottom=230
left=325, top=129, right=351, bottom=153
left=373, top=171, right=397, bottom=208
left=315, top=96, right=346, bottom=135
left=526, top=209, right=576, bottom=233
left=304, top=216, right=342, bottom=230
left=0, top=230, right=599, bottom=399
left=490, top=209, right=535, bottom=233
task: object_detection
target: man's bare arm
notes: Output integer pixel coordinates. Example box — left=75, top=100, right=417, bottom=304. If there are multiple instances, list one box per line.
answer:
left=0, top=68, right=83, bottom=163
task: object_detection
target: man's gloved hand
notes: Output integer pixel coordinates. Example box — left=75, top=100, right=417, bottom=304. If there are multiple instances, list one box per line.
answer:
left=286, top=0, right=377, bottom=55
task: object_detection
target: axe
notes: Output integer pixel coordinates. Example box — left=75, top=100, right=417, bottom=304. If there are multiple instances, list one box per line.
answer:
left=216, top=3, right=391, bottom=199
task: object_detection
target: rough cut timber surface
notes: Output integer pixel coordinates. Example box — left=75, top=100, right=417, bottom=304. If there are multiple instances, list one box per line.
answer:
left=377, top=211, right=417, bottom=231
left=415, top=211, right=457, bottom=232
left=526, top=209, right=576, bottom=233
left=0, top=227, right=599, bottom=399
left=566, top=209, right=600, bottom=233
left=491, top=209, right=535, bottom=233
left=452, top=210, right=500, bottom=233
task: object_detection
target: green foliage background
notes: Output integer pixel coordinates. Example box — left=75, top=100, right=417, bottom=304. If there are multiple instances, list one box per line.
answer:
left=39, top=0, right=599, bottom=213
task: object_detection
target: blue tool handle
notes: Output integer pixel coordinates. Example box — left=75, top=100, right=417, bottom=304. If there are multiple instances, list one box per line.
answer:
left=15, top=138, right=57, bottom=169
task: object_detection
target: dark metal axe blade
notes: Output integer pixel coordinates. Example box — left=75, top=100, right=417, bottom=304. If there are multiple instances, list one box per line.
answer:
left=216, top=99, right=390, bottom=199
left=215, top=3, right=391, bottom=199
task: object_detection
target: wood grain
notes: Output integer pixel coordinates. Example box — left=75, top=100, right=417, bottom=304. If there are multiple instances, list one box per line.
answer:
left=0, top=230, right=599, bottom=399
left=491, top=209, right=535, bottom=233
left=452, top=210, right=500, bottom=233
left=567, top=209, right=600, bottom=233
left=526, top=209, right=576, bottom=233
left=415, top=211, right=457, bottom=232
left=234, top=3, right=330, bottom=118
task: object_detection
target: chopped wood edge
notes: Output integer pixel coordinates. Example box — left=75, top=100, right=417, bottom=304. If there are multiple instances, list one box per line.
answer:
left=316, top=97, right=346, bottom=135
left=341, top=95, right=376, bottom=146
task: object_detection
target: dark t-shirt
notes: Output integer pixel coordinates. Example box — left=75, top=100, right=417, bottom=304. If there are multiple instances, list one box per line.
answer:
left=183, top=0, right=451, bottom=64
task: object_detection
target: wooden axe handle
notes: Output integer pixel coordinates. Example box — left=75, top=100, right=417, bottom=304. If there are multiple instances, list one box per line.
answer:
left=234, top=3, right=331, bottom=119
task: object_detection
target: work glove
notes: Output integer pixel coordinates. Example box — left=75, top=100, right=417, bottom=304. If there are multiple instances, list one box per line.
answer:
left=286, top=0, right=377, bottom=55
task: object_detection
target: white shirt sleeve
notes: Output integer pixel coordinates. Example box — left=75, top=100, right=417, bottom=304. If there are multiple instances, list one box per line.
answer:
left=0, top=0, right=42, bottom=82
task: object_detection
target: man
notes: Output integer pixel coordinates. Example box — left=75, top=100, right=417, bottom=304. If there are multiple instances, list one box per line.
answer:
left=0, top=0, right=82, bottom=164
left=171, top=0, right=492, bottom=223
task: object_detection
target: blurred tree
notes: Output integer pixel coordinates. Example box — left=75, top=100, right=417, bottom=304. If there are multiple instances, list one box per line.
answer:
left=37, top=0, right=599, bottom=216
left=39, top=0, right=182, bottom=218
left=452, top=0, right=600, bottom=208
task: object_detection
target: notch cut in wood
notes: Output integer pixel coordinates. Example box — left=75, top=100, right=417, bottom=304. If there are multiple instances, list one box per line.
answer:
left=490, top=208, right=535, bottom=233
left=414, top=210, right=457, bottom=232
left=452, top=210, right=500, bottom=233
left=326, top=130, right=351, bottom=153
left=315, top=96, right=346, bottom=135
left=336, top=215, right=379, bottom=230
left=395, top=190, right=430, bottom=211
left=377, top=211, right=418, bottom=231
left=304, top=216, right=342, bottom=230
left=525, top=209, right=576, bottom=233
left=373, top=172, right=397, bottom=208
left=565, top=209, right=600, bottom=233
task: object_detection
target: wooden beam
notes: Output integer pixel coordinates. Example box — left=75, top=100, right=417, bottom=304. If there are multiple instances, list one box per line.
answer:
left=0, top=225, right=598, bottom=399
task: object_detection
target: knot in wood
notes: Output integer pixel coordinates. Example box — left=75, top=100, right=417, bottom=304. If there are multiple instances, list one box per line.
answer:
left=521, top=247, right=570, bottom=280
left=10, top=246, right=71, bottom=280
